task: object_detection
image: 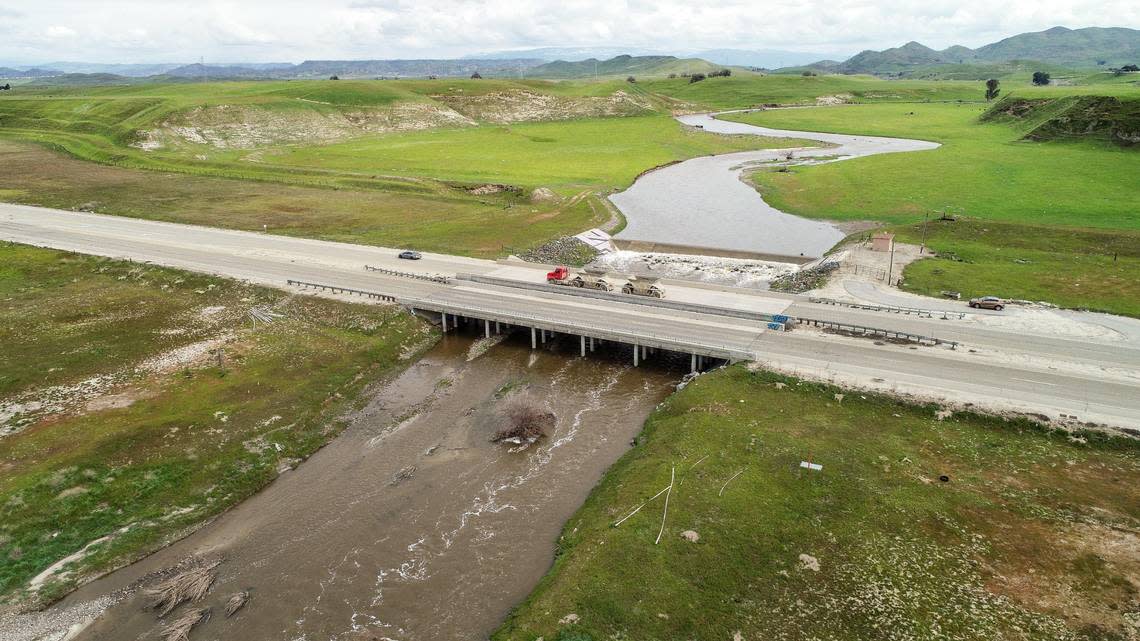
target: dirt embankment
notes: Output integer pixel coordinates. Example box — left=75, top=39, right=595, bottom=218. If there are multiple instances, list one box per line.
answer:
left=433, top=89, right=655, bottom=124
left=133, top=101, right=476, bottom=151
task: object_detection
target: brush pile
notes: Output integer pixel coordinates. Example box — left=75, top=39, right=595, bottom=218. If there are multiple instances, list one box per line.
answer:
left=147, top=558, right=221, bottom=617
left=492, top=401, right=555, bottom=445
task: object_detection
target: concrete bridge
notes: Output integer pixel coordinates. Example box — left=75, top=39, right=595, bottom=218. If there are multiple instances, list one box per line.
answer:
left=5, top=205, right=1140, bottom=430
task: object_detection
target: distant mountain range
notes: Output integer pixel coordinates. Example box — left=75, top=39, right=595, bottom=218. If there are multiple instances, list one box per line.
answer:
left=468, top=47, right=831, bottom=69
left=4, top=26, right=1138, bottom=84
left=526, top=55, right=720, bottom=79
left=821, top=26, right=1140, bottom=76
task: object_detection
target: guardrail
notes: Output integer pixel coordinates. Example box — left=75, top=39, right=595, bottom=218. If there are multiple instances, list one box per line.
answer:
left=287, top=279, right=397, bottom=302
left=455, top=273, right=793, bottom=328
left=404, top=295, right=758, bottom=361
left=364, top=264, right=451, bottom=284
left=799, top=316, right=958, bottom=348
left=809, top=297, right=965, bottom=320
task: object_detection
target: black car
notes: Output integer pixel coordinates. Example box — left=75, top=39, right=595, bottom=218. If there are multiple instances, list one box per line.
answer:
left=398, top=250, right=422, bottom=260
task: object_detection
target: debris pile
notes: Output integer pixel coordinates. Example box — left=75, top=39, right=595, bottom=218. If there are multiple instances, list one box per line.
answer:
left=769, top=260, right=840, bottom=293
left=493, top=401, right=555, bottom=445
left=518, top=236, right=599, bottom=267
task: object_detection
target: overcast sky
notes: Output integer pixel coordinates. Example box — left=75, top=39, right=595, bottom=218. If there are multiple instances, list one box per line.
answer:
left=1, top=0, right=1138, bottom=64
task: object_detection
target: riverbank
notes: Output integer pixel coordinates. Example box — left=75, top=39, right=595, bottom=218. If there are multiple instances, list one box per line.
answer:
left=8, top=323, right=683, bottom=640
left=0, top=243, right=432, bottom=612
left=494, top=365, right=1140, bottom=641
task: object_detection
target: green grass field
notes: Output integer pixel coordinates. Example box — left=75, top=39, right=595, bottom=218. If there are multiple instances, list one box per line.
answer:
left=233, top=115, right=808, bottom=190
left=494, top=366, right=1140, bottom=641
left=722, top=98, right=1140, bottom=314
left=727, top=102, right=1139, bottom=230
left=892, top=219, right=1140, bottom=317
left=0, top=243, right=433, bottom=606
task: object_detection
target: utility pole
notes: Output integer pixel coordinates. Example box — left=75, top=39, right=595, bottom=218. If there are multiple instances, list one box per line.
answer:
left=920, top=211, right=930, bottom=254
left=887, top=240, right=896, bottom=285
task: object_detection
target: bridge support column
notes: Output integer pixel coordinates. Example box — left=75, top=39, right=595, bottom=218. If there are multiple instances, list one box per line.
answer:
left=691, top=353, right=697, bottom=373
left=495, top=321, right=501, bottom=334
left=441, top=313, right=448, bottom=332
left=580, top=335, right=586, bottom=357
left=641, top=345, right=647, bottom=361
left=633, top=343, right=639, bottom=367
left=541, top=330, right=547, bottom=344
left=485, top=319, right=491, bottom=338
left=589, top=337, right=595, bottom=352
left=531, top=327, right=537, bottom=349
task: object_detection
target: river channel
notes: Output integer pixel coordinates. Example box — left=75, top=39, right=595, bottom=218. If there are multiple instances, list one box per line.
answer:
left=611, top=111, right=940, bottom=259
left=44, top=329, right=679, bottom=641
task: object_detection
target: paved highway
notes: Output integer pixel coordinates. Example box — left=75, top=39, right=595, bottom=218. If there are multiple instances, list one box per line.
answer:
left=3, top=204, right=1138, bottom=430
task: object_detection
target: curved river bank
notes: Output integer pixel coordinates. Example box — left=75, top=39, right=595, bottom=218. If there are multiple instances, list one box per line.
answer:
left=20, top=332, right=680, bottom=641
left=611, top=110, right=941, bottom=260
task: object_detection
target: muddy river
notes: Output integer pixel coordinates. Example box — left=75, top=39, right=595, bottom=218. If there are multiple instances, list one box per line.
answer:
left=611, top=111, right=940, bottom=259
left=45, top=328, right=679, bottom=641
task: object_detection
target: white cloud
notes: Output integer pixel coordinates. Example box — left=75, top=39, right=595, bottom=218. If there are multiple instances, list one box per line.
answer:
left=0, top=0, right=1137, bottom=64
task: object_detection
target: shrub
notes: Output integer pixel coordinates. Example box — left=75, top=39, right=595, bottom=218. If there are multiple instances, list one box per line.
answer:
left=689, top=73, right=706, bottom=83
left=626, top=75, right=636, bottom=83
left=471, top=72, right=482, bottom=79
left=1032, top=71, right=1050, bottom=86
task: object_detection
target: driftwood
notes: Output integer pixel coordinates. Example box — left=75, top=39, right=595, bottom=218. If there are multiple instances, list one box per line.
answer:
left=147, top=558, right=221, bottom=617
left=161, top=608, right=210, bottom=641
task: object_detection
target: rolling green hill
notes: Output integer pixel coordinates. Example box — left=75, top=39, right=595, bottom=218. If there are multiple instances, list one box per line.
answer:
left=526, top=55, right=722, bottom=79
left=826, top=26, right=1140, bottom=77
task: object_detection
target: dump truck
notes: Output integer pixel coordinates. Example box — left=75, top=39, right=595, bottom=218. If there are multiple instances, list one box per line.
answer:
left=621, top=276, right=665, bottom=298
left=545, top=266, right=615, bottom=291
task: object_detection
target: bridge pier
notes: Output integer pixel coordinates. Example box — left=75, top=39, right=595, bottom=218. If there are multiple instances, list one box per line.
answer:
left=441, top=313, right=448, bottom=332
left=580, top=335, right=586, bottom=357
left=633, top=343, right=639, bottom=367
left=484, top=319, right=491, bottom=338
left=691, top=353, right=697, bottom=373
left=531, top=327, right=537, bottom=349
left=495, top=321, right=501, bottom=334
left=589, top=336, right=595, bottom=352
left=541, top=329, right=547, bottom=344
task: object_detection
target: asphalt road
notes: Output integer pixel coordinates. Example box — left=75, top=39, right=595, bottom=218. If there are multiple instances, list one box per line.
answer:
left=3, top=204, right=1138, bottom=430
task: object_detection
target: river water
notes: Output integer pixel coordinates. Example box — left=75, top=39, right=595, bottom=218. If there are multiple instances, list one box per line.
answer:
left=612, top=111, right=940, bottom=259
left=50, top=329, right=679, bottom=641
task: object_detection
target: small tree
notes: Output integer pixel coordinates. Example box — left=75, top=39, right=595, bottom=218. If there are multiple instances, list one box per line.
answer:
left=0, top=83, right=9, bottom=91
left=984, top=78, right=1000, bottom=101
left=801, top=70, right=816, bottom=77
left=470, top=71, right=482, bottom=79
left=668, top=73, right=677, bottom=79
left=1031, top=71, right=1050, bottom=86
left=1123, top=64, right=1139, bottom=72
left=626, top=75, right=636, bottom=83
left=329, top=75, right=339, bottom=80
left=689, top=73, right=706, bottom=83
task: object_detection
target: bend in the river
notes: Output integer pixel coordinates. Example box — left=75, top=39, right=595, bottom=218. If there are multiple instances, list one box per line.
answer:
left=611, top=109, right=941, bottom=261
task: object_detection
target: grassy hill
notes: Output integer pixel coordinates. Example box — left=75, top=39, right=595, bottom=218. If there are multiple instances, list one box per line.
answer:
left=821, top=26, right=1140, bottom=77
left=527, top=55, right=722, bottom=79
left=980, top=94, right=1140, bottom=146
left=973, top=26, right=1140, bottom=68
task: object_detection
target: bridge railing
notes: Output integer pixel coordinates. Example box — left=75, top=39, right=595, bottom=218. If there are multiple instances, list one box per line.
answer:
left=798, top=316, right=958, bottom=348
left=809, top=297, right=965, bottom=320
left=287, top=279, right=397, bottom=302
left=364, top=264, right=451, bottom=284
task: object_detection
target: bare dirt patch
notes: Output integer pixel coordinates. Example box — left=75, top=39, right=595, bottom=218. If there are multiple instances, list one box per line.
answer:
left=133, top=102, right=475, bottom=151
left=434, top=90, right=654, bottom=124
